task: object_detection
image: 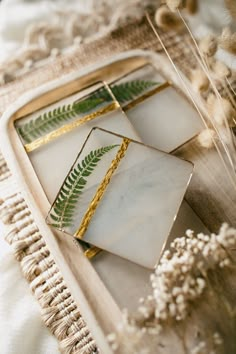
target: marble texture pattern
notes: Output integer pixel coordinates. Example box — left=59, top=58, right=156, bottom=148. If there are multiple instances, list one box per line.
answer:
left=62, top=129, right=193, bottom=269
left=127, top=86, right=203, bottom=153
left=28, top=93, right=140, bottom=203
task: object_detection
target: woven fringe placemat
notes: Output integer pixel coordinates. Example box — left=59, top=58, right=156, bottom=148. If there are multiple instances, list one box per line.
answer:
left=0, top=18, right=234, bottom=354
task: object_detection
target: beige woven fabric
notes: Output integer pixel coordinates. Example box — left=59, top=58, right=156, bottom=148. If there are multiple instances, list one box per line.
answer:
left=0, top=17, right=235, bottom=354
left=0, top=18, right=195, bottom=115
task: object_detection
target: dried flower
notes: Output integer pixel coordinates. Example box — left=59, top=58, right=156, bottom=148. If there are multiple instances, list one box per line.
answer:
left=213, top=332, right=223, bottom=346
left=219, top=27, right=236, bottom=55
left=110, top=225, right=236, bottom=353
left=197, top=129, right=216, bottom=148
left=199, top=34, right=218, bottom=57
left=186, top=0, right=198, bottom=14
left=209, top=58, right=232, bottom=79
left=166, top=0, right=184, bottom=12
left=191, top=68, right=210, bottom=93
left=155, top=6, right=184, bottom=31
left=207, top=93, right=235, bottom=125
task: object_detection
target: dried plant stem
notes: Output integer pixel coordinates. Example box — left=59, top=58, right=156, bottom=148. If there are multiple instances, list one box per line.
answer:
left=146, top=12, right=236, bottom=190
left=178, top=11, right=234, bottom=137
left=222, top=81, right=236, bottom=112
left=177, top=12, right=227, bottom=113
left=226, top=77, right=236, bottom=97
left=177, top=10, right=236, bottom=183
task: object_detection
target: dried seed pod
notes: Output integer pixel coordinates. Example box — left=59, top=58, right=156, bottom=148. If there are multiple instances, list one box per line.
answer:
left=154, top=6, right=184, bottom=31
left=197, top=129, right=215, bottom=148
left=186, top=0, right=198, bottom=14
left=207, top=93, right=235, bottom=125
left=166, top=0, right=184, bottom=12
left=211, top=59, right=231, bottom=79
left=191, top=68, right=210, bottom=93
left=219, top=27, right=236, bottom=55
left=199, top=34, right=218, bottom=57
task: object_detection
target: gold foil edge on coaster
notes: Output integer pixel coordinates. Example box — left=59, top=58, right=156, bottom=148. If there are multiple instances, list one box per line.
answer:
left=84, top=246, right=102, bottom=259
left=24, top=81, right=170, bottom=153
left=24, top=102, right=119, bottom=152
left=74, top=137, right=131, bottom=240
left=123, top=81, right=170, bottom=111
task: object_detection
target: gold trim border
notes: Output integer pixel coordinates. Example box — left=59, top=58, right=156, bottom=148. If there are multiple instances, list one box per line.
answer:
left=24, top=102, right=119, bottom=152
left=74, top=137, right=131, bottom=239
left=84, top=246, right=102, bottom=259
left=24, top=81, right=170, bottom=153
left=123, top=81, right=170, bottom=111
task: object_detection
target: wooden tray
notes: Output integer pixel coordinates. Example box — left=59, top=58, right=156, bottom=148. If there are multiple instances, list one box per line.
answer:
left=1, top=49, right=235, bottom=353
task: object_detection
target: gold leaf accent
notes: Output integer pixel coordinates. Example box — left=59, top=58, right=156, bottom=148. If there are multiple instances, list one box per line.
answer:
left=24, top=102, right=119, bottom=152
left=74, top=138, right=130, bottom=239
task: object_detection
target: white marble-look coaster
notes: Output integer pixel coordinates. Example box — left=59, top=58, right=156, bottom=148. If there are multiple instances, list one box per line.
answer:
left=111, top=64, right=203, bottom=153
left=48, top=128, right=193, bottom=269
left=19, top=85, right=141, bottom=203
left=92, top=199, right=209, bottom=311
left=126, top=86, right=203, bottom=153
left=56, top=195, right=208, bottom=313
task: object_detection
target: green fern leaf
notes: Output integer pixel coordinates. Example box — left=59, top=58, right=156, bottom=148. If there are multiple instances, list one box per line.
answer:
left=111, top=80, right=158, bottom=103
left=48, top=144, right=118, bottom=229
left=97, top=80, right=159, bottom=103
left=17, top=97, right=103, bottom=143
left=18, top=80, right=159, bottom=144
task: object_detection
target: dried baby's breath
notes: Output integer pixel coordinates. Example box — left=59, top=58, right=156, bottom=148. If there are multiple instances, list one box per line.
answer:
left=110, top=225, right=236, bottom=353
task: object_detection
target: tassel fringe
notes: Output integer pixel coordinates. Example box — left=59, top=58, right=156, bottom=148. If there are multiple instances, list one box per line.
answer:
left=0, top=179, right=98, bottom=354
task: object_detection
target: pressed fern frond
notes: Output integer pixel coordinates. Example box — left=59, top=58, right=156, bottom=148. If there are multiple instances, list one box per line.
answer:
left=96, top=80, right=159, bottom=103
left=17, top=97, right=103, bottom=143
left=111, top=80, right=159, bottom=103
left=48, top=144, right=118, bottom=229
left=18, top=80, right=159, bottom=143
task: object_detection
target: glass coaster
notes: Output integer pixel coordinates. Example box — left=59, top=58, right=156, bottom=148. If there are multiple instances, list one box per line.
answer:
left=88, top=198, right=209, bottom=311
left=109, top=63, right=167, bottom=109
left=15, top=81, right=134, bottom=152
left=110, top=64, right=204, bottom=153
left=46, top=127, right=193, bottom=269
left=15, top=82, right=140, bottom=203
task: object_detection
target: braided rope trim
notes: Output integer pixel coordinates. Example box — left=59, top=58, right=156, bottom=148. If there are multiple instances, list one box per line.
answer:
left=0, top=187, right=98, bottom=354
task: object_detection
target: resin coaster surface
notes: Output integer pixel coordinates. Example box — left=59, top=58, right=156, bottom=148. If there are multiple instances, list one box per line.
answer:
left=47, top=128, right=193, bottom=268
left=15, top=83, right=140, bottom=203
left=111, top=64, right=203, bottom=153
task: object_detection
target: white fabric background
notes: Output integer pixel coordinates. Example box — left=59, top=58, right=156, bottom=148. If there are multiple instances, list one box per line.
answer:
left=0, top=1, right=235, bottom=354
